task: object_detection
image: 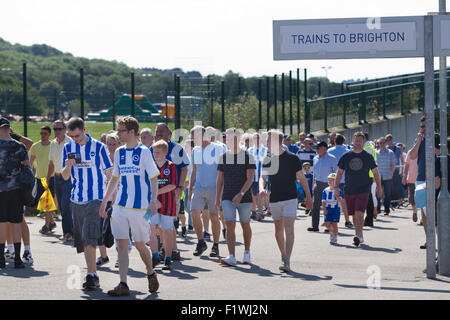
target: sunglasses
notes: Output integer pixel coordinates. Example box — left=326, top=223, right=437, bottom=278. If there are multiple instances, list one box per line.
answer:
left=420, top=125, right=425, bottom=128
left=54, top=127, right=65, bottom=131
left=40, top=131, right=49, bottom=136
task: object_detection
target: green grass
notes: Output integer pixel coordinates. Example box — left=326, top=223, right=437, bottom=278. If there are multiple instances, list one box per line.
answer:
left=11, top=121, right=174, bottom=143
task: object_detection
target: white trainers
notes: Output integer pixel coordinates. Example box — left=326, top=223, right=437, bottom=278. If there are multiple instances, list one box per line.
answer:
left=22, top=251, right=34, bottom=265
left=4, top=250, right=15, bottom=263
left=242, top=251, right=251, bottom=264
left=220, top=254, right=237, bottom=266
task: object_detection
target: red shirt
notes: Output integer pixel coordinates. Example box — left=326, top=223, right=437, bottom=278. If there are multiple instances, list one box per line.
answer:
left=157, top=160, right=177, bottom=216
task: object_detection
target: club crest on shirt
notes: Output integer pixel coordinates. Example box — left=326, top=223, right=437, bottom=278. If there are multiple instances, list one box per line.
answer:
left=349, top=158, right=363, bottom=171
left=90, top=151, right=95, bottom=158
left=163, top=168, right=170, bottom=176
left=133, top=155, right=140, bottom=162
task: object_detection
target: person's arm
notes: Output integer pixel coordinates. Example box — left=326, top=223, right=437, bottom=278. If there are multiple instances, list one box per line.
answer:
left=389, top=154, right=396, bottom=180
left=62, top=159, right=75, bottom=181
left=47, top=160, right=55, bottom=182
left=402, top=161, right=410, bottom=185
left=372, top=167, right=383, bottom=199
left=259, top=174, right=267, bottom=196
left=334, top=168, right=344, bottom=191
left=158, top=184, right=176, bottom=195
left=188, top=164, right=196, bottom=201
left=29, top=155, right=36, bottom=169
left=215, top=171, right=224, bottom=212
left=296, top=169, right=313, bottom=209
left=175, top=166, right=187, bottom=199
left=322, top=201, right=328, bottom=215
left=148, top=177, right=160, bottom=216
left=232, top=168, right=255, bottom=206
left=409, top=133, right=423, bottom=160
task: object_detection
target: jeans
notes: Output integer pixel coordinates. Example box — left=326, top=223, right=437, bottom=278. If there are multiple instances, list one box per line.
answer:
left=382, top=179, right=393, bottom=214
left=312, top=181, right=328, bottom=229
left=221, top=200, right=252, bottom=223
left=55, top=175, right=73, bottom=235
left=365, top=178, right=374, bottom=224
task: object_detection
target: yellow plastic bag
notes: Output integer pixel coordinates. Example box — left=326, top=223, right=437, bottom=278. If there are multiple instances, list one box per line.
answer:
left=37, top=178, right=56, bottom=212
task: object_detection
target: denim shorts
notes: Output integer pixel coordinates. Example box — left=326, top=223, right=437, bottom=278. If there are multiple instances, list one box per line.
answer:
left=71, top=200, right=102, bottom=253
left=221, top=200, right=252, bottom=223
left=150, top=213, right=175, bottom=231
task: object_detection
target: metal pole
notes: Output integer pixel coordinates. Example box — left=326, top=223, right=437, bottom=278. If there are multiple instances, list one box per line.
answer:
left=258, top=79, right=262, bottom=130
left=175, top=75, right=181, bottom=130
left=266, top=76, right=270, bottom=131
left=238, top=76, right=241, bottom=96
left=437, top=0, right=450, bottom=277
left=281, top=73, right=285, bottom=133
left=131, top=72, right=135, bottom=118
left=383, top=88, right=388, bottom=120
left=112, top=90, right=116, bottom=131
left=289, top=71, right=293, bottom=135
left=23, top=63, right=27, bottom=137
left=221, top=80, right=225, bottom=132
left=318, top=81, right=321, bottom=97
left=324, top=99, right=328, bottom=133
left=424, top=15, right=436, bottom=279
left=304, top=69, right=309, bottom=133
left=274, top=75, right=277, bottom=129
left=80, top=68, right=84, bottom=120
left=296, top=69, right=299, bottom=134
left=54, top=88, right=57, bottom=121
left=165, top=89, right=168, bottom=124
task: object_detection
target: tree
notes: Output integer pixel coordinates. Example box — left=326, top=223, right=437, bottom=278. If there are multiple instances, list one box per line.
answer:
left=68, top=99, right=90, bottom=116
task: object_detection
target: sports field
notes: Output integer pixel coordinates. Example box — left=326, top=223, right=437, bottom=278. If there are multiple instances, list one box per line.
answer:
left=10, top=121, right=175, bottom=143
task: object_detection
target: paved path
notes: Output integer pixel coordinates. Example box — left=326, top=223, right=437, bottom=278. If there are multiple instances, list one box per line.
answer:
left=1, top=206, right=449, bottom=300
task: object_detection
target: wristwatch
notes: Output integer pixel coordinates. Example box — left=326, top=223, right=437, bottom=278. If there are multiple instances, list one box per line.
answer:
left=240, top=192, right=245, bottom=196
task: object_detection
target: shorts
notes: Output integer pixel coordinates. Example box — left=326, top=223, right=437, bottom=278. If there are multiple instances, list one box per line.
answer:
left=415, top=181, right=426, bottom=209
left=250, top=182, right=259, bottom=196
left=324, top=208, right=341, bottom=223
left=270, top=198, right=298, bottom=221
left=407, top=183, right=416, bottom=206
left=71, top=200, right=102, bottom=253
left=0, top=189, right=24, bottom=223
left=149, top=212, right=175, bottom=231
left=344, top=192, right=369, bottom=216
left=191, top=187, right=217, bottom=214
left=111, top=205, right=151, bottom=243
left=221, top=200, right=252, bottom=223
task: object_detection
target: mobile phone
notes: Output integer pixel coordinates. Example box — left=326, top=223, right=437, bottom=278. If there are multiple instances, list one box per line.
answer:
left=68, top=152, right=81, bottom=163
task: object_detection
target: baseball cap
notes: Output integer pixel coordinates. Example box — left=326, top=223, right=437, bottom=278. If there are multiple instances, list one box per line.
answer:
left=317, top=141, right=328, bottom=149
left=283, top=134, right=291, bottom=140
left=328, top=173, right=336, bottom=179
left=306, top=133, right=314, bottom=139
left=0, top=117, right=10, bottom=128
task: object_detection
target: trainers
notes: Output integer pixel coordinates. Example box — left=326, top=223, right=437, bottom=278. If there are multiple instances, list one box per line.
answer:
left=251, top=211, right=257, bottom=220
left=96, top=256, right=109, bottom=266
left=4, top=250, right=15, bottom=263
left=353, top=236, right=361, bottom=247
left=14, top=260, right=25, bottom=269
left=83, top=274, right=100, bottom=290
left=255, top=212, right=264, bottom=221
left=307, top=227, right=319, bottom=232
left=171, top=250, right=181, bottom=261
left=242, top=251, right=251, bottom=264
left=210, top=245, right=219, bottom=257
left=181, top=226, right=187, bottom=238
left=22, top=250, right=33, bottom=265
left=330, top=235, right=338, bottom=245
left=39, top=225, right=50, bottom=235
left=49, top=222, right=57, bottom=232
left=193, top=241, right=207, bottom=256
left=279, top=257, right=290, bottom=273
left=162, top=258, right=172, bottom=271
left=420, top=243, right=427, bottom=249
left=220, top=255, right=237, bottom=266
left=203, top=231, right=211, bottom=241
left=188, top=225, right=194, bottom=231
left=147, top=272, right=159, bottom=293
left=107, top=282, right=130, bottom=297
left=345, top=221, right=353, bottom=228
left=413, top=211, right=418, bottom=223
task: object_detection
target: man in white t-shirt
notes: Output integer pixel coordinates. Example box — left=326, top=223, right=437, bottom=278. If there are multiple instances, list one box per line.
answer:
left=100, top=116, right=160, bottom=297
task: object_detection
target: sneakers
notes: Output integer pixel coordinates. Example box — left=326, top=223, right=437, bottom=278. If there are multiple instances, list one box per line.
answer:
left=255, top=212, right=264, bottom=221
left=39, top=225, right=50, bottom=235
left=251, top=211, right=257, bottom=220
left=162, top=258, right=172, bottom=271
left=345, top=221, right=353, bottom=228
left=115, top=259, right=119, bottom=268
left=152, top=255, right=160, bottom=268
left=242, top=251, right=251, bottom=264
left=210, top=244, right=219, bottom=257
left=413, top=211, right=418, bottom=222
left=330, top=235, right=338, bottom=245
left=364, top=221, right=373, bottom=227
left=49, top=222, right=57, bottom=232
left=83, top=274, right=100, bottom=291
left=307, top=227, right=319, bottom=232
left=14, top=260, right=25, bottom=269
left=188, top=225, right=194, bottom=231
left=420, top=243, right=427, bottom=249
left=59, top=234, right=74, bottom=242
left=171, top=250, right=181, bottom=261
left=4, top=250, right=14, bottom=263
left=107, top=282, right=130, bottom=297
left=181, top=226, right=187, bottom=238
left=279, top=257, right=290, bottom=273
left=147, top=272, right=159, bottom=293
left=22, top=250, right=33, bottom=265
left=353, top=236, right=364, bottom=247
left=220, top=255, right=237, bottom=266
left=193, top=241, right=207, bottom=256
left=96, top=256, right=109, bottom=266
left=203, top=231, right=211, bottom=241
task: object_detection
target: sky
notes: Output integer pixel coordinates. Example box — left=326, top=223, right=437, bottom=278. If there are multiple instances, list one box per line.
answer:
left=0, top=0, right=447, bottom=82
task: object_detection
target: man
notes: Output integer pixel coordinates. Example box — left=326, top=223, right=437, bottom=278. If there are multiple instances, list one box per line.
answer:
left=247, top=133, right=268, bottom=221
left=189, top=126, right=226, bottom=257
left=47, top=120, right=73, bottom=242
left=376, top=138, right=396, bottom=216
left=328, top=132, right=337, bottom=148
left=296, top=132, right=307, bottom=148
left=363, top=132, right=377, bottom=226
left=296, top=138, right=316, bottom=173
left=308, top=141, right=337, bottom=232
left=62, top=117, right=112, bottom=291
left=283, top=134, right=299, bottom=154
left=386, top=134, right=405, bottom=201
left=0, top=117, right=30, bottom=269
left=29, top=125, right=56, bottom=234
left=260, top=130, right=313, bottom=272
left=151, top=123, right=189, bottom=260
left=215, top=128, right=256, bottom=266
left=334, top=132, right=383, bottom=247
left=328, top=134, right=352, bottom=228
left=140, top=128, right=154, bottom=148
left=100, top=116, right=160, bottom=296
left=403, top=147, right=419, bottom=222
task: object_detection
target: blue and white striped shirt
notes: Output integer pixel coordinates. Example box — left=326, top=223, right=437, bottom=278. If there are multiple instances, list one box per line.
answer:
left=62, top=134, right=112, bottom=204
left=248, top=146, right=269, bottom=182
left=322, top=187, right=342, bottom=213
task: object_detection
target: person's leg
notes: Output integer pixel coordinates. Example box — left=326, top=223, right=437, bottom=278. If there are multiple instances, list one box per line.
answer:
left=354, top=211, right=364, bottom=239
left=191, top=210, right=203, bottom=240
left=209, top=212, right=220, bottom=244
left=162, top=229, right=173, bottom=260
left=179, top=213, right=186, bottom=227
left=21, top=219, right=30, bottom=246
left=134, top=241, right=154, bottom=275
left=237, top=203, right=252, bottom=252
left=225, top=221, right=236, bottom=256
left=283, top=216, right=296, bottom=261
left=117, top=238, right=129, bottom=284
left=202, top=209, right=210, bottom=234
left=241, top=222, right=252, bottom=252
left=311, top=183, right=323, bottom=229
left=0, top=223, right=6, bottom=244
left=383, top=180, right=393, bottom=214
left=84, top=245, right=97, bottom=273
left=60, top=177, right=74, bottom=236
left=149, top=224, right=159, bottom=254
left=365, top=179, right=374, bottom=225
left=99, top=245, right=107, bottom=259
left=274, top=219, right=285, bottom=258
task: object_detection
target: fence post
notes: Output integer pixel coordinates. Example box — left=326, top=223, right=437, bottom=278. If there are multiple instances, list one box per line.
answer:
left=383, top=88, right=388, bottom=119
left=80, top=68, right=84, bottom=120
left=112, top=90, right=116, bottom=131
left=165, top=89, right=168, bottom=124
left=296, top=69, right=300, bottom=134
left=221, top=80, right=225, bottom=132
left=258, top=79, right=262, bottom=130
left=22, top=63, right=27, bottom=137
left=53, top=88, right=57, bottom=121
left=281, top=73, right=285, bottom=133
left=273, top=75, right=277, bottom=129
left=400, top=84, right=405, bottom=115
left=343, top=94, right=347, bottom=128
left=324, top=99, right=329, bottom=133
left=174, top=75, right=180, bottom=130
left=266, top=76, right=270, bottom=130
left=131, top=72, right=135, bottom=118
left=289, top=71, right=293, bottom=135
left=304, top=69, right=309, bottom=133
left=318, top=80, right=321, bottom=97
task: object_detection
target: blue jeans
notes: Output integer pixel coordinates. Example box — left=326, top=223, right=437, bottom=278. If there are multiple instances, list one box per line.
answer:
left=55, top=175, right=73, bottom=235
left=221, top=200, right=252, bottom=223
left=382, top=179, right=393, bottom=214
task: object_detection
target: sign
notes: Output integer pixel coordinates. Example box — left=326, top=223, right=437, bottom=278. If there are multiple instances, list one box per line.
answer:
left=273, top=16, right=425, bottom=60
left=433, top=15, right=450, bottom=56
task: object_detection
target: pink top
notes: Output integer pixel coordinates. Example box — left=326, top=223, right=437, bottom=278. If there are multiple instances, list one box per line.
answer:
left=405, top=150, right=418, bottom=184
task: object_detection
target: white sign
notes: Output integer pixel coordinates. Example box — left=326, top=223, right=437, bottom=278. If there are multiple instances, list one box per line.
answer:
left=273, top=16, right=425, bottom=60
left=433, top=15, right=450, bottom=56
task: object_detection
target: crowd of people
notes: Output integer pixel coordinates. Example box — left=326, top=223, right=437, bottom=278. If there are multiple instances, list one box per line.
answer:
left=0, top=114, right=448, bottom=296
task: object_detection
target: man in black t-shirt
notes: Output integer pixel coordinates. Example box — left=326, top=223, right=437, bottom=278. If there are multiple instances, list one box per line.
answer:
left=215, top=128, right=256, bottom=267
left=335, top=132, right=382, bottom=247
left=260, top=130, right=312, bottom=273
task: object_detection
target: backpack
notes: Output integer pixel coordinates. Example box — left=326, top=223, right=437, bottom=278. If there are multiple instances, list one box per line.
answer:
left=19, top=164, right=39, bottom=207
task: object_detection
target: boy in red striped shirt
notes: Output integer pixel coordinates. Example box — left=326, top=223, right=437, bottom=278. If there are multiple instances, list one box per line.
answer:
left=149, top=140, right=178, bottom=270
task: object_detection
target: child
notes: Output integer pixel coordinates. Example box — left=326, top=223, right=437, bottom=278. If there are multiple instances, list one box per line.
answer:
left=302, top=162, right=314, bottom=215
left=149, top=140, right=178, bottom=270
left=322, top=173, right=344, bottom=245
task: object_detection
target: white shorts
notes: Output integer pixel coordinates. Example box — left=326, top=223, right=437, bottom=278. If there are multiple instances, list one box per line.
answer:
left=111, top=205, right=150, bottom=243
left=150, top=213, right=175, bottom=231
left=270, top=198, right=298, bottom=221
